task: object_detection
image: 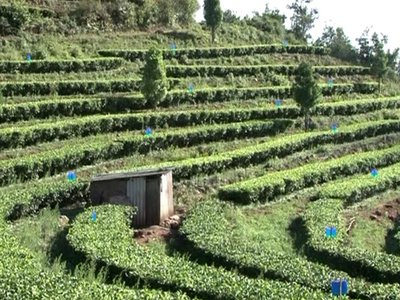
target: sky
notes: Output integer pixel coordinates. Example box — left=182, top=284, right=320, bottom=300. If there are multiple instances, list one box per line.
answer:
left=195, top=1, right=398, bottom=52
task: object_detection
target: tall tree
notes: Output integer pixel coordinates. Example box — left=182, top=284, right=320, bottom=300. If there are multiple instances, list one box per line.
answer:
left=140, top=48, right=168, bottom=108
left=287, top=0, right=318, bottom=41
left=356, top=29, right=373, bottom=66
left=204, top=0, right=222, bottom=43
left=292, top=62, right=321, bottom=131
left=316, top=26, right=358, bottom=63
left=371, top=35, right=388, bottom=93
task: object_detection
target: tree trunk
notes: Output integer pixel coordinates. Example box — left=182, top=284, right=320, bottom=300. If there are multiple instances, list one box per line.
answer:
left=304, top=114, right=308, bottom=132
left=304, top=111, right=311, bottom=132
left=211, top=27, right=216, bottom=44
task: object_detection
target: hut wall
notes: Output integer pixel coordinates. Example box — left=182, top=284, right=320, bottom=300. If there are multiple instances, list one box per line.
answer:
left=160, top=172, right=174, bottom=221
left=127, top=177, right=146, bottom=227
left=90, top=179, right=129, bottom=205
left=145, top=176, right=161, bottom=226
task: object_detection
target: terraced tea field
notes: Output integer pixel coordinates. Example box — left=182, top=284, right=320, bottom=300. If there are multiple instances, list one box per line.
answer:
left=2, top=44, right=400, bottom=299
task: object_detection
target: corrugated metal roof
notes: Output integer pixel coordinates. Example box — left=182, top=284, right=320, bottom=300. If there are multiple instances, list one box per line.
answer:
left=91, top=168, right=173, bottom=182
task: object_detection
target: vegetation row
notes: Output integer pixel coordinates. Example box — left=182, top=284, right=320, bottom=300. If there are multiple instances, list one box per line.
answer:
left=166, top=65, right=370, bottom=78
left=181, top=200, right=400, bottom=299
left=304, top=198, right=400, bottom=283
left=218, top=120, right=400, bottom=203
left=98, top=45, right=328, bottom=61
left=0, top=121, right=277, bottom=187
left=0, top=58, right=124, bottom=74
left=67, top=204, right=332, bottom=299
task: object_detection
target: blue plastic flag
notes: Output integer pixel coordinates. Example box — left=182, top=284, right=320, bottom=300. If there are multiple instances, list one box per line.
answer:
left=331, top=123, right=338, bottom=134
left=331, top=278, right=348, bottom=296
left=325, top=226, right=337, bottom=238
left=328, top=78, right=334, bottom=87
left=169, top=42, right=177, bottom=55
left=91, top=211, right=97, bottom=222
left=275, top=98, right=283, bottom=107
left=188, top=83, right=195, bottom=93
left=371, top=168, right=379, bottom=178
left=67, top=171, right=77, bottom=182
left=145, top=127, right=152, bottom=136
left=26, top=53, right=32, bottom=62
left=283, top=40, right=289, bottom=47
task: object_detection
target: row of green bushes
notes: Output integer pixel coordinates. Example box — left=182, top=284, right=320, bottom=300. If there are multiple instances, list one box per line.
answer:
left=181, top=200, right=400, bottom=299
left=0, top=81, right=377, bottom=99
left=166, top=65, right=370, bottom=78
left=66, top=204, right=331, bottom=299
left=0, top=58, right=124, bottom=74
left=98, top=45, right=328, bottom=61
left=130, top=120, right=400, bottom=187
left=0, top=92, right=396, bottom=126
left=0, top=121, right=276, bottom=186
left=0, top=180, right=191, bottom=299
left=0, top=102, right=293, bottom=149
left=318, top=161, right=400, bottom=204
left=218, top=120, right=400, bottom=203
left=0, top=79, right=141, bottom=97
left=304, top=198, right=400, bottom=283
left=3, top=93, right=399, bottom=150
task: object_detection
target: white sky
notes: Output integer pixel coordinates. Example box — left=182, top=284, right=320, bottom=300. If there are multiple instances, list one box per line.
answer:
left=195, top=0, right=399, bottom=51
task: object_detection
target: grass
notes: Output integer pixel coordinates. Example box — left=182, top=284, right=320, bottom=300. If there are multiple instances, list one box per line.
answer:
left=344, top=189, right=400, bottom=252
left=231, top=199, right=309, bottom=255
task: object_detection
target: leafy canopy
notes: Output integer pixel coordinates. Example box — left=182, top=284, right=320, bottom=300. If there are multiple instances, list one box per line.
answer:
left=140, top=48, right=168, bottom=108
left=204, top=0, right=222, bottom=43
left=292, top=62, right=321, bottom=130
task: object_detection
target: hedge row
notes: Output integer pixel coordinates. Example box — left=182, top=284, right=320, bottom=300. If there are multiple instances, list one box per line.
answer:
left=304, top=198, right=400, bottom=283
left=218, top=120, right=400, bottom=203
left=98, top=45, right=328, bottom=61
left=0, top=78, right=180, bottom=97
left=0, top=92, right=396, bottom=126
left=164, top=83, right=378, bottom=106
left=166, top=65, right=370, bottom=78
left=318, top=160, right=400, bottom=204
left=0, top=181, right=191, bottom=299
left=181, top=200, right=400, bottom=299
left=67, top=204, right=332, bottom=299
left=0, top=58, right=124, bottom=74
left=0, top=106, right=292, bottom=149
left=0, top=121, right=279, bottom=186
left=0, top=79, right=140, bottom=97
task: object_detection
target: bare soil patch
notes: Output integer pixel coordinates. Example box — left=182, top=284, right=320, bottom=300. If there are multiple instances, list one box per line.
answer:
left=133, top=207, right=185, bottom=245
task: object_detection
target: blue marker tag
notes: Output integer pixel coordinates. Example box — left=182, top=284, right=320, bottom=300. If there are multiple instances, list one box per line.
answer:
left=325, top=226, right=337, bottom=238
left=331, top=123, right=338, bottom=134
left=275, top=99, right=283, bottom=107
left=371, top=168, right=379, bottom=178
left=169, top=43, right=177, bottom=55
left=328, top=78, right=334, bottom=87
left=26, top=53, right=32, bottom=62
left=188, top=83, right=195, bottom=93
left=145, top=127, right=152, bottom=136
left=67, top=171, right=77, bottom=182
left=331, top=278, right=348, bottom=296
left=283, top=40, right=288, bottom=47
left=91, top=211, right=97, bottom=222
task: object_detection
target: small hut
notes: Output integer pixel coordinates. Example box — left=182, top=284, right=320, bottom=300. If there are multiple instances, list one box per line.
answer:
left=90, top=168, right=173, bottom=228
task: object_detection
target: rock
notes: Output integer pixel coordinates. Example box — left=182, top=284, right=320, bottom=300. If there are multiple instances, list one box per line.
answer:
left=370, top=214, right=379, bottom=221
left=388, top=211, right=398, bottom=222
left=170, top=215, right=180, bottom=222
left=58, top=215, right=69, bottom=227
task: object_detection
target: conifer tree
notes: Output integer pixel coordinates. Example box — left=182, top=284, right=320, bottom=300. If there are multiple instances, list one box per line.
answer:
left=292, top=62, right=321, bottom=131
left=140, top=48, right=168, bottom=108
left=204, top=0, right=222, bottom=43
